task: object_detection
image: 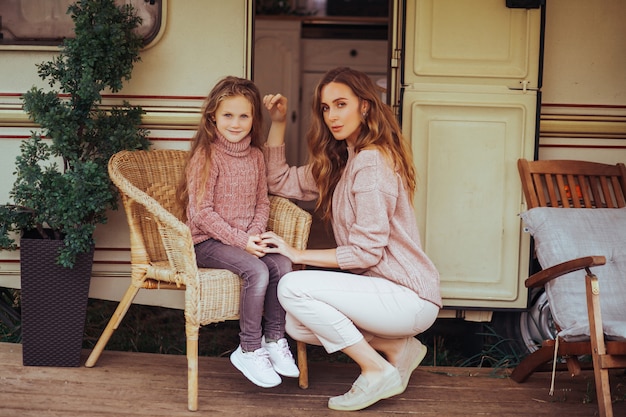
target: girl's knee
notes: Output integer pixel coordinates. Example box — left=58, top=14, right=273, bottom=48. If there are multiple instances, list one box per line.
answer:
left=277, top=257, right=293, bottom=276
left=242, top=261, right=270, bottom=287
left=268, top=253, right=292, bottom=277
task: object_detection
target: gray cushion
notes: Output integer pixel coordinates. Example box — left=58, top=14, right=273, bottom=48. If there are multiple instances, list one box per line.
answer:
left=520, top=207, right=626, bottom=341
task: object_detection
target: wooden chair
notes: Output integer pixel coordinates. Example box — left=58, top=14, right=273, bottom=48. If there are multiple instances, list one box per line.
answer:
left=511, top=158, right=626, bottom=417
left=85, top=149, right=312, bottom=411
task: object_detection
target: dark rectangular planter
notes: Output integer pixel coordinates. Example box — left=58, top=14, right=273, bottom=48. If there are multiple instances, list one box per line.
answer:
left=20, top=236, right=94, bottom=367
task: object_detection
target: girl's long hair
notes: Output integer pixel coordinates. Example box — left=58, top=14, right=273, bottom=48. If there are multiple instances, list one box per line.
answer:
left=176, top=76, right=264, bottom=220
left=307, top=67, right=417, bottom=223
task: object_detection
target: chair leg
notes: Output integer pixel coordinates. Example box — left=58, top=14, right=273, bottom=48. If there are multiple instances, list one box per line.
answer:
left=85, top=285, right=140, bottom=368
left=565, top=356, right=582, bottom=377
left=187, top=324, right=200, bottom=412
left=297, top=340, right=309, bottom=389
left=592, top=366, right=613, bottom=417
left=586, top=273, right=613, bottom=417
left=510, top=345, right=557, bottom=383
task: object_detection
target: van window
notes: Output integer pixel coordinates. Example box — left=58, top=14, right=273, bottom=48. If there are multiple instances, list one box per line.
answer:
left=0, top=0, right=162, bottom=47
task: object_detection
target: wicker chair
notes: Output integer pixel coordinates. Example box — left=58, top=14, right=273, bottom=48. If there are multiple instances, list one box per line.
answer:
left=85, top=149, right=312, bottom=411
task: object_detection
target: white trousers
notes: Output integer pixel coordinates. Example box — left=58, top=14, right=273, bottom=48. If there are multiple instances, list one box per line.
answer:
left=277, top=269, right=439, bottom=353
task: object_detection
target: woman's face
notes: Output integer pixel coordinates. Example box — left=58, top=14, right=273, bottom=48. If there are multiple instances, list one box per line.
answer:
left=214, top=95, right=253, bottom=144
left=320, top=82, right=364, bottom=146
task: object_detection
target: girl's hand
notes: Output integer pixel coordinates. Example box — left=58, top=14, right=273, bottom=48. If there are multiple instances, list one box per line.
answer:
left=263, top=94, right=288, bottom=123
left=260, top=231, right=299, bottom=263
left=245, top=234, right=266, bottom=258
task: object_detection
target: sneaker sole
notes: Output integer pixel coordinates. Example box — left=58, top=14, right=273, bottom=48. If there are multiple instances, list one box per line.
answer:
left=230, top=352, right=281, bottom=388
left=274, top=367, right=300, bottom=378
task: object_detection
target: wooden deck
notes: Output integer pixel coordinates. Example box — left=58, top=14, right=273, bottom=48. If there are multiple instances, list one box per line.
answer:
left=1, top=342, right=625, bottom=416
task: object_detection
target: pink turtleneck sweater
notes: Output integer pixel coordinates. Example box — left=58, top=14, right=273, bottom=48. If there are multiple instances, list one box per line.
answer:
left=186, top=133, right=269, bottom=250
left=264, top=144, right=442, bottom=308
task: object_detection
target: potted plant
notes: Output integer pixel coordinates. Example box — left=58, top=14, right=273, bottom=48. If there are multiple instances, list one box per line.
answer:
left=0, top=0, right=150, bottom=366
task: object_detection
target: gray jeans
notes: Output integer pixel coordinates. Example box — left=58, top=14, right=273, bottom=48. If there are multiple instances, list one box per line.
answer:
left=194, top=238, right=292, bottom=352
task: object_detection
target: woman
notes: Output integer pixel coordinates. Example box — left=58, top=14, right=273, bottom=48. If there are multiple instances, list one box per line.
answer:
left=260, top=67, right=441, bottom=411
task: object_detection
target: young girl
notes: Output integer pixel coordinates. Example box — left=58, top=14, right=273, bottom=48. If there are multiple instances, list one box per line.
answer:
left=177, top=76, right=299, bottom=388
left=261, top=67, right=441, bottom=411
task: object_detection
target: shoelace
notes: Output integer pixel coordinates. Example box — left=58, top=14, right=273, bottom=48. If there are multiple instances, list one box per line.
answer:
left=274, top=339, right=294, bottom=360
left=252, top=348, right=274, bottom=369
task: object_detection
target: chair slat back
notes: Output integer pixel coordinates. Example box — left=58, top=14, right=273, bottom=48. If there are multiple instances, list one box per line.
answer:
left=109, top=149, right=188, bottom=264
left=518, top=159, right=626, bottom=209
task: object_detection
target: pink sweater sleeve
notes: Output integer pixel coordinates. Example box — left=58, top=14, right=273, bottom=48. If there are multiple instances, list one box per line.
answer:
left=264, top=144, right=319, bottom=201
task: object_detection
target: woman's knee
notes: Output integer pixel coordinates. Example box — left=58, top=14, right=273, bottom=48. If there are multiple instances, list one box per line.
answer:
left=277, top=269, right=328, bottom=297
left=277, top=271, right=305, bottom=304
left=277, top=272, right=294, bottom=298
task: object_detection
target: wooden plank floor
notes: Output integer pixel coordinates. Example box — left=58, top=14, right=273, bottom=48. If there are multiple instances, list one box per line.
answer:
left=1, top=343, right=625, bottom=416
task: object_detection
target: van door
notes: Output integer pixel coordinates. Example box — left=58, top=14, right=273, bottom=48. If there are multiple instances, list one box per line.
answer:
left=391, top=0, right=543, bottom=309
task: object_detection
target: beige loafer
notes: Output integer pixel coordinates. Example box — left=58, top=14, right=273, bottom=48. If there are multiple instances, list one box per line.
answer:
left=328, top=366, right=403, bottom=411
left=396, top=337, right=427, bottom=391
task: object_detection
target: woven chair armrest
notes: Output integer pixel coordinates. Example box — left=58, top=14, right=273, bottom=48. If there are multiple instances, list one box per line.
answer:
left=268, top=195, right=312, bottom=251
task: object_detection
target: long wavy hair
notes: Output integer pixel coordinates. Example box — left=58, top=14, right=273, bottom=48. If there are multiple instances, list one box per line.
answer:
left=307, top=67, right=417, bottom=223
left=176, top=76, right=264, bottom=220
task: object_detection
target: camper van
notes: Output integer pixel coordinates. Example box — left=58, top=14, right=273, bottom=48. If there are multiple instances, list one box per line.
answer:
left=1, top=0, right=625, bottom=355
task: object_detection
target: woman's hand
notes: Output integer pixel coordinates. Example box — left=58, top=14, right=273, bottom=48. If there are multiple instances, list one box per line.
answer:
left=263, top=94, right=288, bottom=148
left=261, top=231, right=340, bottom=268
left=260, top=231, right=300, bottom=263
left=263, top=93, right=288, bottom=123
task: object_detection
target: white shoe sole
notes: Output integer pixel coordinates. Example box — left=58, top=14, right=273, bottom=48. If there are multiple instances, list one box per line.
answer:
left=273, top=365, right=300, bottom=378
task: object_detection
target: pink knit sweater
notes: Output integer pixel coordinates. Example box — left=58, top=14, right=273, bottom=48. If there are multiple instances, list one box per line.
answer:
left=186, top=133, right=270, bottom=250
left=264, top=144, right=442, bottom=308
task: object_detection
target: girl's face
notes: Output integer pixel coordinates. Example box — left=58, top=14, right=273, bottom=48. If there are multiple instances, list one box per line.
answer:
left=214, top=95, right=253, bottom=143
left=320, top=82, right=365, bottom=146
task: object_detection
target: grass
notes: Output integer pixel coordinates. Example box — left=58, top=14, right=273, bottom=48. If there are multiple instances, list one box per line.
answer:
left=459, top=325, right=524, bottom=369
left=0, top=288, right=20, bottom=343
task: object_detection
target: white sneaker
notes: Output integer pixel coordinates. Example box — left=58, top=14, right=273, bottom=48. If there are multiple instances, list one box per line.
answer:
left=230, top=345, right=281, bottom=388
left=262, top=337, right=300, bottom=378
